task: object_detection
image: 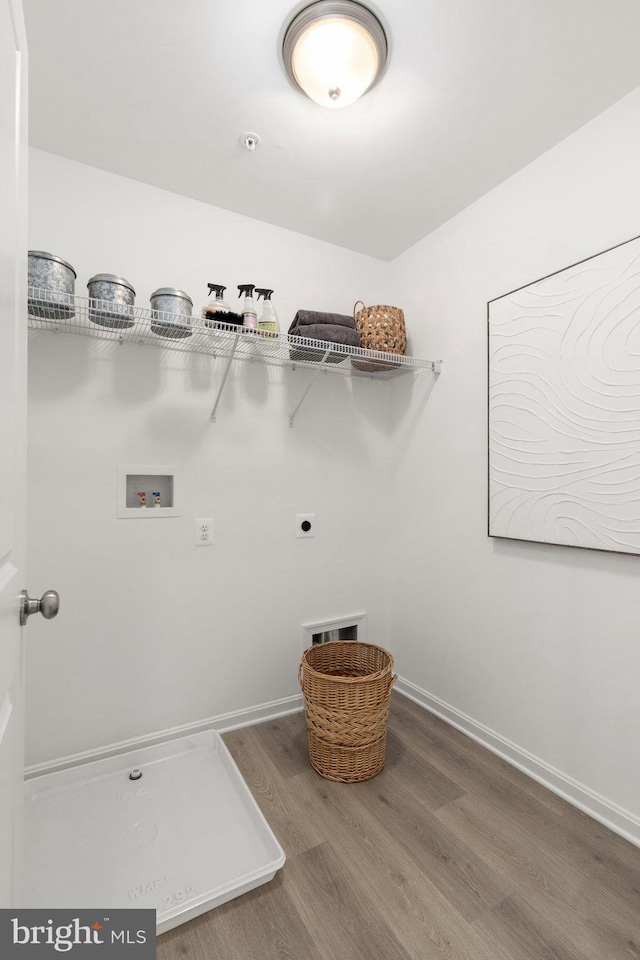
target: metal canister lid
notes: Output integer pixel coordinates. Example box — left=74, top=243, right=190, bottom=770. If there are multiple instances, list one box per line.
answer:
left=150, top=287, right=193, bottom=306
left=28, top=250, right=77, bottom=278
left=87, top=273, right=136, bottom=295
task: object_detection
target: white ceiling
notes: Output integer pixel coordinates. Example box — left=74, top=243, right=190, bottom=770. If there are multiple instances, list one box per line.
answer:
left=23, top=0, right=640, bottom=260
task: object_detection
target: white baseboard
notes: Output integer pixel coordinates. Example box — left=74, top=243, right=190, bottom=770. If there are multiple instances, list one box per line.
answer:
left=25, top=693, right=304, bottom=779
left=395, top=676, right=640, bottom=848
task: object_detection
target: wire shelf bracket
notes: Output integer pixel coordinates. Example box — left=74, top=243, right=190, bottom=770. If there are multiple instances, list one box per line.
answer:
left=210, top=332, right=240, bottom=422
left=289, top=347, right=332, bottom=427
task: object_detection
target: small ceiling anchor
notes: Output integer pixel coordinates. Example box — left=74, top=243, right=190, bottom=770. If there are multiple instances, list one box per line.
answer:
left=240, top=132, right=261, bottom=152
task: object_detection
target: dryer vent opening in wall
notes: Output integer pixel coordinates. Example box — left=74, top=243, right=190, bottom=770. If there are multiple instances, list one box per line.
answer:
left=302, top=614, right=367, bottom=649
left=312, top=625, right=357, bottom=644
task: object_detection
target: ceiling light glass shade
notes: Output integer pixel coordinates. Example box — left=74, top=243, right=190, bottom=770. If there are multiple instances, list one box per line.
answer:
left=283, top=1, right=388, bottom=109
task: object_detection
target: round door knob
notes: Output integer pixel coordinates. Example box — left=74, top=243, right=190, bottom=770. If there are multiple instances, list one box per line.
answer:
left=20, top=589, right=60, bottom=626
left=39, top=590, right=60, bottom=620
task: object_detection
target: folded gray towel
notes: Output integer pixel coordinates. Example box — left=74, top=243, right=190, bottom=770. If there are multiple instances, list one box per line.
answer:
left=290, top=323, right=361, bottom=346
left=289, top=323, right=361, bottom=363
left=289, top=310, right=356, bottom=331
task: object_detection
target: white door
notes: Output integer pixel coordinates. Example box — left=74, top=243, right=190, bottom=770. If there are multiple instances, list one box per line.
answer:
left=0, top=0, right=28, bottom=908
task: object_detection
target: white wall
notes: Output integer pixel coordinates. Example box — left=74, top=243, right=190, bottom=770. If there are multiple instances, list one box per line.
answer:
left=388, top=86, right=640, bottom=830
left=27, top=84, right=640, bottom=840
left=26, top=150, right=395, bottom=766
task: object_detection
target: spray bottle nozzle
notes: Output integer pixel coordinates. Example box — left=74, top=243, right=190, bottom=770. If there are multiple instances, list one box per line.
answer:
left=255, top=288, right=274, bottom=301
left=207, top=283, right=226, bottom=299
left=237, top=284, right=255, bottom=298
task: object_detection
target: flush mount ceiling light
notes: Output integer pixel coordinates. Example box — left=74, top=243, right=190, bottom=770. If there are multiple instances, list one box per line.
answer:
left=282, top=0, right=388, bottom=109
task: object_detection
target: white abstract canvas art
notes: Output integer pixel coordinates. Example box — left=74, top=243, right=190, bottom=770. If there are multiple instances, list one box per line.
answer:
left=488, top=235, right=640, bottom=555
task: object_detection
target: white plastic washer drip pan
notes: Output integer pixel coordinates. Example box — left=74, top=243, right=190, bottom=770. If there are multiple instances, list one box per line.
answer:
left=23, top=730, right=285, bottom=934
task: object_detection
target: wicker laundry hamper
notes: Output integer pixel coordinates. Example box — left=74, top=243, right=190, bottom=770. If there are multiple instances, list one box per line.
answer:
left=352, top=301, right=407, bottom=372
left=298, top=641, right=396, bottom=783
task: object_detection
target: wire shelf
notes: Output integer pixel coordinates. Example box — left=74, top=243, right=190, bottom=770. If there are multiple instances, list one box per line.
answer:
left=28, top=288, right=442, bottom=424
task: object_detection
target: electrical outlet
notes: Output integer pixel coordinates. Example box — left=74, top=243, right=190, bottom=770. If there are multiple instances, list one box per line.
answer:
left=195, top=517, right=213, bottom=547
left=296, top=513, right=315, bottom=538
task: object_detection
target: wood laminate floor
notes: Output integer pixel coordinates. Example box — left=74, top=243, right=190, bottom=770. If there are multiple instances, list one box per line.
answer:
left=158, top=694, right=640, bottom=960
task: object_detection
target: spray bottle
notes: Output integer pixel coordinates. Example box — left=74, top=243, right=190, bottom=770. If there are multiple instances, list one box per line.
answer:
left=202, top=283, right=233, bottom=329
left=256, top=288, right=280, bottom=339
left=238, top=283, right=257, bottom=332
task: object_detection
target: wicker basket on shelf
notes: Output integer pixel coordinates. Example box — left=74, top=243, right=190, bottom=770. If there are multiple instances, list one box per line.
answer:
left=352, top=301, right=407, bottom=372
left=298, top=641, right=396, bottom=783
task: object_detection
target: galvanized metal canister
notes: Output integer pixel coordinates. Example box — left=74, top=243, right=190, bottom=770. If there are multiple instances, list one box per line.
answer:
left=150, top=287, right=193, bottom=339
left=28, top=251, right=76, bottom=319
left=88, top=273, right=136, bottom=328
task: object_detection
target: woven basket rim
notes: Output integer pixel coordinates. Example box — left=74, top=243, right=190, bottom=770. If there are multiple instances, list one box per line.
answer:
left=355, top=304, right=404, bottom=313
left=301, top=640, right=394, bottom=685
